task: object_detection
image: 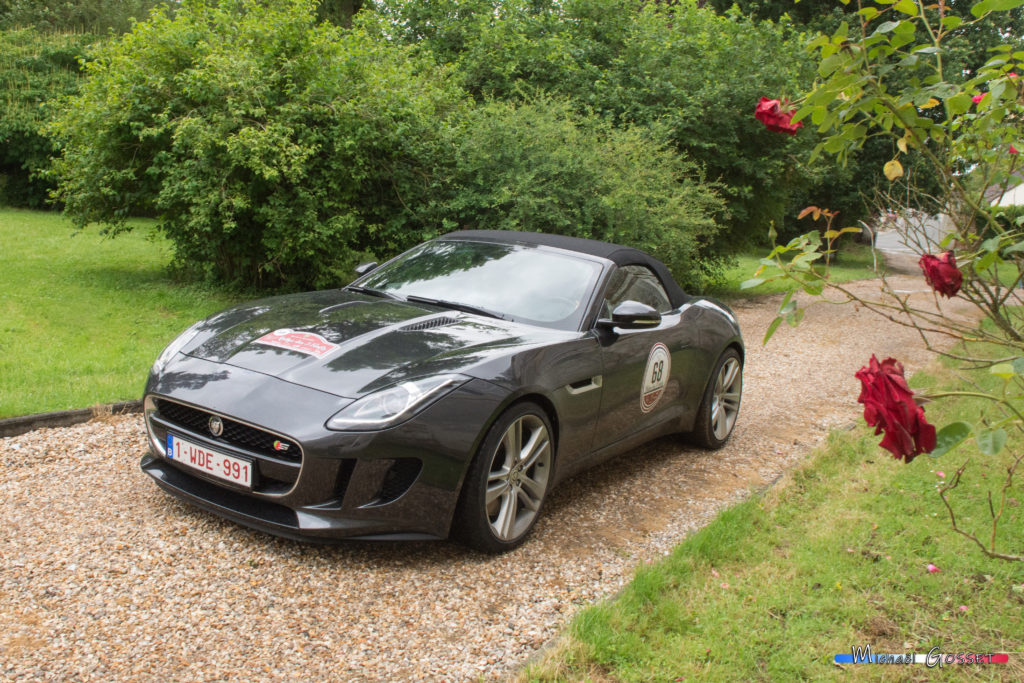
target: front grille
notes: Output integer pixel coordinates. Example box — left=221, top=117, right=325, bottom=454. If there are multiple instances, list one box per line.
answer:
left=156, top=399, right=301, bottom=463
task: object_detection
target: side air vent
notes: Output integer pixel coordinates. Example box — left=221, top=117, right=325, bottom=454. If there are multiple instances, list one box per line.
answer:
left=399, top=316, right=459, bottom=332
left=373, top=458, right=422, bottom=504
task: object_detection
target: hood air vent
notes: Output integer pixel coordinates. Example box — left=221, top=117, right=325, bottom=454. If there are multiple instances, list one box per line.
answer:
left=399, top=316, right=459, bottom=332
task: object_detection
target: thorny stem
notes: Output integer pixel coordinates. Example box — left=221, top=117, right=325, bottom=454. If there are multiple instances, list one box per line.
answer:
left=823, top=279, right=1006, bottom=344
left=927, top=391, right=1024, bottom=424
left=939, top=458, right=1024, bottom=562
left=774, top=265, right=1024, bottom=352
left=964, top=278, right=1023, bottom=343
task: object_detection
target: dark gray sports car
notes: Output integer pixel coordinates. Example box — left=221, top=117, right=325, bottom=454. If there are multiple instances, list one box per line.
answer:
left=141, top=230, right=743, bottom=552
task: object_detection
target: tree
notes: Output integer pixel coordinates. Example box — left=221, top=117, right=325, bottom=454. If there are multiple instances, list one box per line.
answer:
left=0, top=0, right=166, bottom=33
left=709, top=0, right=1024, bottom=228
left=0, top=28, right=89, bottom=207
left=315, top=0, right=371, bottom=27
left=374, top=0, right=829, bottom=251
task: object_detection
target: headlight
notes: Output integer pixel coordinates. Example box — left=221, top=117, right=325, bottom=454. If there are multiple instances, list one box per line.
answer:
left=325, top=374, right=468, bottom=431
left=151, top=322, right=204, bottom=375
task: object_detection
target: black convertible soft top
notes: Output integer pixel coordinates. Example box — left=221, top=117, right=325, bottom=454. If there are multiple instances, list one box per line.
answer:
left=440, top=229, right=692, bottom=307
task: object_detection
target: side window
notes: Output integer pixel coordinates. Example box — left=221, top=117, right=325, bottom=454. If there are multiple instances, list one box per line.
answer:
left=601, top=265, right=673, bottom=315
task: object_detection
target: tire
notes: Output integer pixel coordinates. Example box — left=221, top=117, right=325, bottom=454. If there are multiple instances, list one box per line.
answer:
left=452, top=402, right=554, bottom=553
left=689, top=348, right=743, bottom=450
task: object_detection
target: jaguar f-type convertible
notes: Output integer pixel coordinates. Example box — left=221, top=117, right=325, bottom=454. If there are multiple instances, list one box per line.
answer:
left=141, top=230, right=744, bottom=552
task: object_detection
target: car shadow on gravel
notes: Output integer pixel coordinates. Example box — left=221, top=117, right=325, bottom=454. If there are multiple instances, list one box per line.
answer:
left=530, top=434, right=715, bottom=550
left=157, top=431, right=707, bottom=567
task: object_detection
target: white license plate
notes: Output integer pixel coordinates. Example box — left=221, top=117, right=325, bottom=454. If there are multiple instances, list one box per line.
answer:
left=166, top=433, right=253, bottom=488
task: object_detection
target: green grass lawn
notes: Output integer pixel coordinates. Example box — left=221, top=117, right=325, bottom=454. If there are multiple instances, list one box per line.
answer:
left=0, top=208, right=239, bottom=418
left=524, top=358, right=1024, bottom=681
left=711, top=241, right=879, bottom=298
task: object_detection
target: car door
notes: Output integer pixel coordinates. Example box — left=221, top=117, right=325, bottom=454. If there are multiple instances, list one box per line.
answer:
left=591, top=264, right=692, bottom=451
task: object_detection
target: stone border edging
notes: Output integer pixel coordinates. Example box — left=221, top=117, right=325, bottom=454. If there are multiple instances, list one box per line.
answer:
left=0, top=400, right=143, bottom=439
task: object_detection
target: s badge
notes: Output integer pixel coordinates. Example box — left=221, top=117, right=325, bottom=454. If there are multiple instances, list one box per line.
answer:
left=641, top=343, right=671, bottom=413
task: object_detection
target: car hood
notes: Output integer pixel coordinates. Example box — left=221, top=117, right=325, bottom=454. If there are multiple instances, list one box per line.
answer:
left=181, top=290, right=568, bottom=398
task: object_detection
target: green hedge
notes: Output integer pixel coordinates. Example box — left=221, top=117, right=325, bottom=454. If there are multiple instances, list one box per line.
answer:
left=438, top=98, right=724, bottom=286
left=48, top=0, right=726, bottom=290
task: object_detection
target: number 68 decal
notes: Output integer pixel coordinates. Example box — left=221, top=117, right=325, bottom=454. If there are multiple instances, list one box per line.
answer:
left=641, top=342, right=671, bottom=413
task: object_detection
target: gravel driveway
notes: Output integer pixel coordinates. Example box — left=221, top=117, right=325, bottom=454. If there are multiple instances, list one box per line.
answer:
left=0, top=276, right=977, bottom=681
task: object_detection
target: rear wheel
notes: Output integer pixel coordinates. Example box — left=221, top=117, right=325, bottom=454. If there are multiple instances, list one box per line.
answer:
left=452, top=402, right=553, bottom=553
left=689, top=348, right=742, bottom=449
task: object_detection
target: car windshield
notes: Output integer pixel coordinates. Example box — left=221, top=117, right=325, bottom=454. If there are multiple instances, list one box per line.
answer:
left=358, top=239, right=604, bottom=330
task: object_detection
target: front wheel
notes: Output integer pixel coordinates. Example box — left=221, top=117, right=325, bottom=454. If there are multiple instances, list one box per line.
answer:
left=452, top=402, right=554, bottom=553
left=689, top=348, right=743, bottom=449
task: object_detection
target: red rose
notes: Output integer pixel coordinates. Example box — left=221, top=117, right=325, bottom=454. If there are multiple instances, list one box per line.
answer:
left=1011, top=145, right=1020, bottom=155
left=755, top=97, right=803, bottom=136
left=918, top=251, right=962, bottom=298
left=972, top=94, right=985, bottom=104
left=856, top=355, right=936, bottom=462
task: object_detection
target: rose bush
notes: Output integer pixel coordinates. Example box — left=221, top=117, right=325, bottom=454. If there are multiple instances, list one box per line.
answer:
left=748, top=0, right=1024, bottom=562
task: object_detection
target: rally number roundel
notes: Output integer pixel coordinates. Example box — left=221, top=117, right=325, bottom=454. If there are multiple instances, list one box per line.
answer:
left=641, top=342, right=671, bottom=413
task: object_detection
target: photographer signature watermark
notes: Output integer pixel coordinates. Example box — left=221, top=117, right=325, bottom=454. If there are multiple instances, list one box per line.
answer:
left=834, top=645, right=1009, bottom=667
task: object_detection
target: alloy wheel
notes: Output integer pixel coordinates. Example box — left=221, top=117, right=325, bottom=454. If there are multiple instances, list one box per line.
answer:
left=710, top=357, right=741, bottom=441
left=485, top=414, right=551, bottom=541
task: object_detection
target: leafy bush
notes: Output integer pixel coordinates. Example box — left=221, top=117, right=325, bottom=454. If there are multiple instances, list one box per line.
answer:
left=376, top=0, right=823, bottom=249
left=590, top=4, right=817, bottom=248
left=437, top=98, right=724, bottom=286
left=48, top=0, right=466, bottom=289
left=0, top=27, right=89, bottom=207
left=993, top=204, right=1024, bottom=231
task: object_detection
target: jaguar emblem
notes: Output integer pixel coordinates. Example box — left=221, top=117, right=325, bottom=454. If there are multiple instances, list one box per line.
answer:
left=208, top=415, right=224, bottom=437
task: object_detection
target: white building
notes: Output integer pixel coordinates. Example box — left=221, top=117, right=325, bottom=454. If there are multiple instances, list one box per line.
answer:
left=988, top=172, right=1024, bottom=207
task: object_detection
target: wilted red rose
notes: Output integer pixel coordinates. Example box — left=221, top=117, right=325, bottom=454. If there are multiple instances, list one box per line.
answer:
left=856, top=355, right=936, bottom=462
left=918, top=251, right=962, bottom=298
left=755, top=97, right=803, bottom=136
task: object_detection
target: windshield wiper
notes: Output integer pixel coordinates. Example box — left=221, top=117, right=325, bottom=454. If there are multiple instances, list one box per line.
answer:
left=344, top=285, right=403, bottom=300
left=405, top=295, right=505, bottom=320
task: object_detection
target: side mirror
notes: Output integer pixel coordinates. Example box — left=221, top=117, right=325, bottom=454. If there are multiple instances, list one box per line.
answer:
left=354, top=261, right=379, bottom=277
left=597, top=300, right=661, bottom=330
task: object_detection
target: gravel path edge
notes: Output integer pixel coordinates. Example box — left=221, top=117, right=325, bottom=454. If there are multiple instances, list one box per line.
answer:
left=0, top=400, right=142, bottom=438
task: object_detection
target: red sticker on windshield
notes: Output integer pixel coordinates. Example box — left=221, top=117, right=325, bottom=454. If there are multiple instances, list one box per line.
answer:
left=254, top=329, right=339, bottom=359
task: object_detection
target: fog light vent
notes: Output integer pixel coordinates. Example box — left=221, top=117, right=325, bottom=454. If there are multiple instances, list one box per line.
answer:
left=374, top=458, right=422, bottom=504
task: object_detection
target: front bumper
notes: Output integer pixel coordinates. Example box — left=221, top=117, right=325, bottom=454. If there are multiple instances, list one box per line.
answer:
left=140, top=357, right=507, bottom=541
left=140, top=452, right=446, bottom=541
